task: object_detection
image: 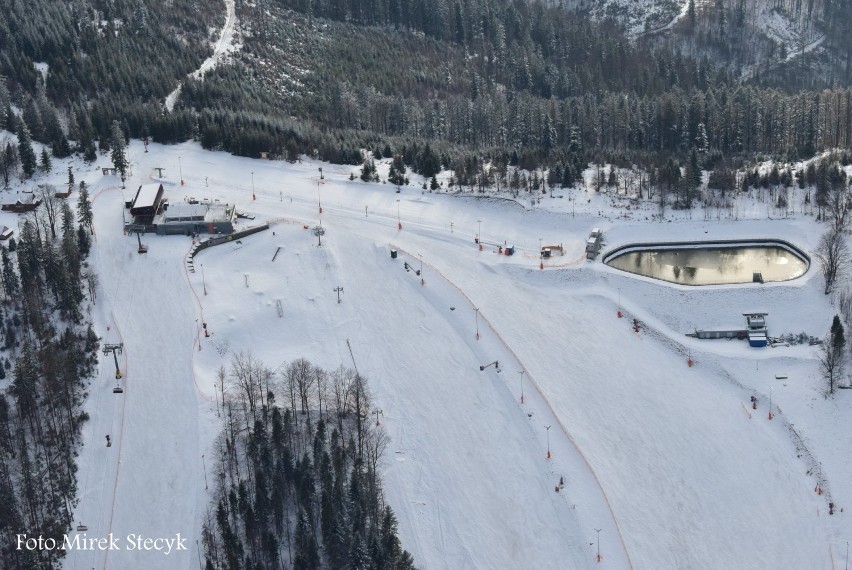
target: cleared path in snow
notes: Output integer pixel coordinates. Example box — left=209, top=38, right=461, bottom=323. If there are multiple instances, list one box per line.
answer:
left=165, top=0, right=237, bottom=112
left=67, top=171, right=207, bottom=567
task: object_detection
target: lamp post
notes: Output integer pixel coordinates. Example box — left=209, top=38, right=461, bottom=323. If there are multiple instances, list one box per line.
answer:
left=518, top=370, right=525, bottom=404
left=474, top=307, right=480, bottom=340
left=768, top=386, right=774, bottom=420
left=251, top=171, right=256, bottom=201
left=396, top=199, right=402, bottom=229
left=202, top=454, right=208, bottom=490
left=594, top=528, right=602, bottom=562
left=373, top=409, right=383, bottom=426
left=315, top=170, right=324, bottom=214
left=617, top=288, right=622, bottom=318
left=178, top=155, right=184, bottom=186
left=545, top=425, right=552, bottom=459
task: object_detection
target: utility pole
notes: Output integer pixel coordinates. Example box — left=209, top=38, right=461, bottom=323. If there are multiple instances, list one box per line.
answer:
left=474, top=307, right=480, bottom=340
left=545, top=425, right=552, bottom=459
left=334, top=286, right=344, bottom=303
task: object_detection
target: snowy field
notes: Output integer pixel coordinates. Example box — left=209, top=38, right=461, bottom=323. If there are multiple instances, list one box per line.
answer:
left=1, top=138, right=850, bottom=569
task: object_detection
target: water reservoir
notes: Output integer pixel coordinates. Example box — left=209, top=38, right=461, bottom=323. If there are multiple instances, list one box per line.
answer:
left=604, top=241, right=808, bottom=285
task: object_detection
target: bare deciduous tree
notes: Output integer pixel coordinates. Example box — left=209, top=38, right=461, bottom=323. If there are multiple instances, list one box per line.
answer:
left=37, top=185, right=60, bottom=240
left=817, top=229, right=850, bottom=295
left=82, top=270, right=98, bottom=303
left=314, top=365, right=328, bottom=420
left=228, top=351, right=272, bottom=423
left=286, top=358, right=314, bottom=420
left=0, top=141, right=18, bottom=188
left=827, top=185, right=851, bottom=233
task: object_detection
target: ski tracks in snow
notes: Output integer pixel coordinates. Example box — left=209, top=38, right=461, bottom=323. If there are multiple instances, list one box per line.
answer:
left=389, top=244, right=634, bottom=568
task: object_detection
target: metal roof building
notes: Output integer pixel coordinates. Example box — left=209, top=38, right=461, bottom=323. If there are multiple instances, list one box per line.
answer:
left=130, top=183, right=165, bottom=217
left=153, top=202, right=235, bottom=235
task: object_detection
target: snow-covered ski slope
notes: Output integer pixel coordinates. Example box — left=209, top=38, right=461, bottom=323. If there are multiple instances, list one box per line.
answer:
left=36, top=140, right=850, bottom=569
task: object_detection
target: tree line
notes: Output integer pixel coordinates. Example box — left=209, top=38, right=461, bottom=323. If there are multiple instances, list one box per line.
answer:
left=0, top=188, right=100, bottom=568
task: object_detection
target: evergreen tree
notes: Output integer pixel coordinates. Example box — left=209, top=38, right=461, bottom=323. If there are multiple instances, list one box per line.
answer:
left=40, top=148, right=52, bottom=172
left=77, top=182, right=94, bottom=234
left=360, top=158, right=378, bottom=182
left=831, top=314, right=845, bottom=350
left=110, top=120, right=128, bottom=177
left=388, top=155, right=406, bottom=186
left=16, top=118, right=37, bottom=179
left=1, top=249, right=19, bottom=301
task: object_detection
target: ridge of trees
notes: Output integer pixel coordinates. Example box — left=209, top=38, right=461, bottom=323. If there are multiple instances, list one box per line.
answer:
left=3, top=0, right=852, bottom=191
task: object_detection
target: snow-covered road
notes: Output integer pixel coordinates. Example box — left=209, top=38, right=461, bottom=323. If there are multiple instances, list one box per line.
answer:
left=165, top=0, right=238, bottom=112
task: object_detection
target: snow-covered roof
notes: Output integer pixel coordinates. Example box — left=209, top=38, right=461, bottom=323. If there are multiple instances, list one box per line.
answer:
left=163, top=203, right=207, bottom=221
left=134, top=184, right=162, bottom=209
left=2, top=192, right=37, bottom=205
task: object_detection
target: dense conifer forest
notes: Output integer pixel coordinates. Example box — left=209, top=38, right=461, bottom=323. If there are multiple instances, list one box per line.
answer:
left=0, top=194, right=100, bottom=568
left=2, top=0, right=852, bottom=188
left=202, top=354, right=414, bottom=569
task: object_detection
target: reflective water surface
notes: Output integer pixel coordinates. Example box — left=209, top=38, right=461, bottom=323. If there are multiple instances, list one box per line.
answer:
left=606, top=246, right=807, bottom=285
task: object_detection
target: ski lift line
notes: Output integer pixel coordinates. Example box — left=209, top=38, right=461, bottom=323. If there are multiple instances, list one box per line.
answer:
left=102, top=312, right=131, bottom=568
left=72, top=308, right=128, bottom=563
left=390, top=242, right=635, bottom=569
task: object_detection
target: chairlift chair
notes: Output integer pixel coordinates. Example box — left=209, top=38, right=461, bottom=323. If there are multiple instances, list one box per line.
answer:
left=113, top=385, right=124, bottom=394
left=76, top=523, right=88, bottom=532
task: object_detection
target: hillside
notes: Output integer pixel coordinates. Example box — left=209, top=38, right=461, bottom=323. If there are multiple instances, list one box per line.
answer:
left=6, top=140, right=843, bottom=569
